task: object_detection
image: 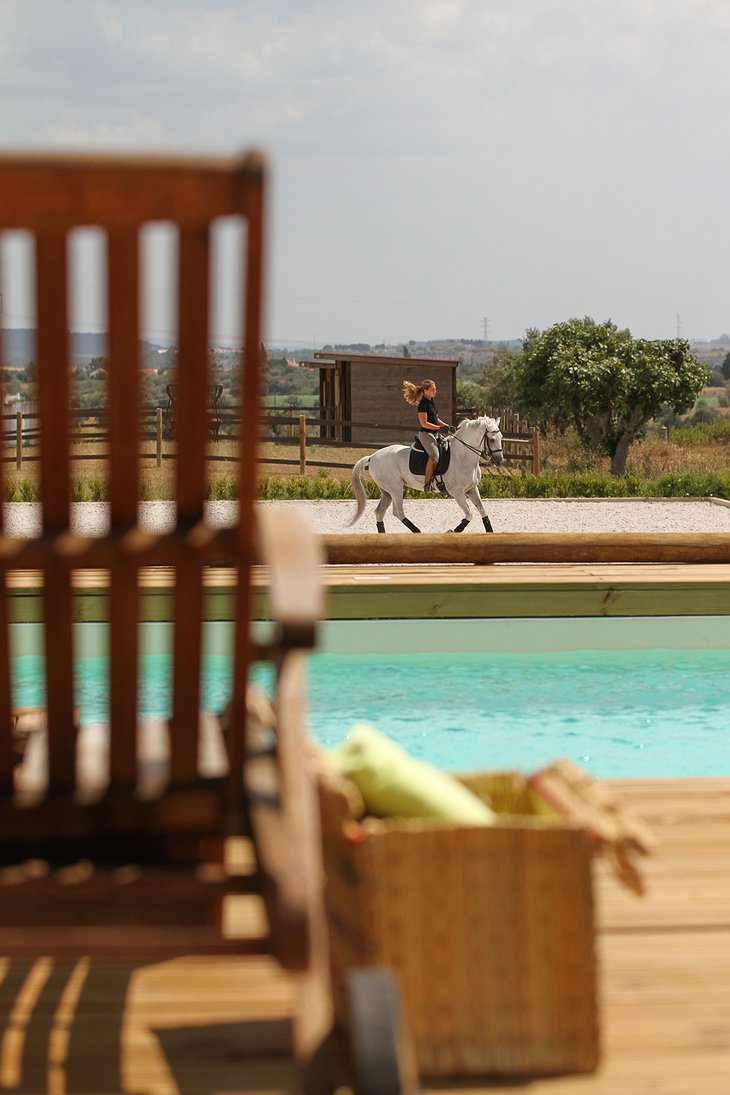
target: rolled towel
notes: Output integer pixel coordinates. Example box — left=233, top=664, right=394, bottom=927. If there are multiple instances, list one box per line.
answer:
left=330, top=723, right=496, bottom=825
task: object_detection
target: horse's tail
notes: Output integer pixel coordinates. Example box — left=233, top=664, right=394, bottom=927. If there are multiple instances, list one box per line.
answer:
left=348, top=455, right=371, bottom=526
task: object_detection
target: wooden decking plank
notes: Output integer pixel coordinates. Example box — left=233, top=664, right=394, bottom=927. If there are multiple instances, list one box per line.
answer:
left=0, top=776, right=728, bottom=1091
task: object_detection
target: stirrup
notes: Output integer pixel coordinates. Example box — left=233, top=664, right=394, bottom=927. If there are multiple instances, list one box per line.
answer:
left=435, top=479, right=448, bottom=495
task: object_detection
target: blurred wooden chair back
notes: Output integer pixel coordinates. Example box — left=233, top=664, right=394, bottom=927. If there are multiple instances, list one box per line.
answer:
left=0, top=153, right=419, bottom=1095
left=0, top=151, right=320, bottom=958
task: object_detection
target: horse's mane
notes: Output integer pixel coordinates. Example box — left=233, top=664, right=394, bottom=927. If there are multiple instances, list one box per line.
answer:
left=455, top=415, right=499, bottom=438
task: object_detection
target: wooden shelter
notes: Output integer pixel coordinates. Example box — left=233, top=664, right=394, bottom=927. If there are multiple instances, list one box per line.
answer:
left=303, top=351, right=458, bottom=445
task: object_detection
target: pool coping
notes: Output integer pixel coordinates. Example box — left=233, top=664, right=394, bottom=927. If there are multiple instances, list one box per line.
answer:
left=4, top=561, right=730, bottom=622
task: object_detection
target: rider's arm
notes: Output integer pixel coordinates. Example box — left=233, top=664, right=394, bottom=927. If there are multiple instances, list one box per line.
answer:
left=418, top=411, right=439, bottom=430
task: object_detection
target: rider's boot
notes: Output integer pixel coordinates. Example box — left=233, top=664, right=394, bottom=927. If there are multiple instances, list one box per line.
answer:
left=424, top=457, right=438, bottom=493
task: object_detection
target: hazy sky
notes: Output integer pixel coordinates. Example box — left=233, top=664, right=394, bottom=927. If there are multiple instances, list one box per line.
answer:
left=2, top=0, right=729, bottom=347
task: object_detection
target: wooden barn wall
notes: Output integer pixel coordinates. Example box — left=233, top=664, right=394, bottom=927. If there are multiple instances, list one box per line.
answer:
left=350, top=364, right=456, bottom=444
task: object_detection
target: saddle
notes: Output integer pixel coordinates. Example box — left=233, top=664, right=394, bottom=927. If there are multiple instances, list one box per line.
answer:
left=409, top=434, right=451, bottom=478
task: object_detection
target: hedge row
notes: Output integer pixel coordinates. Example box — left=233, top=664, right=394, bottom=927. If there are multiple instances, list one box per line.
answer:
left=5, top=469, right=730, bottom=503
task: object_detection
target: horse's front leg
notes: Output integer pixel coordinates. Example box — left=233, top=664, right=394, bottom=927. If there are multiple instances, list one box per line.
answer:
left=466, top=484, right=494, bottom=532
left=374, top=491, right=393, bottom=533
left=391, top=488, right=420, bottom=533
left=447, top=489, right=472, bottom=533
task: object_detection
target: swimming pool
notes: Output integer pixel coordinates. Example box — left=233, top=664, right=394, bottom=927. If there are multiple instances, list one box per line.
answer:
left=10, top=617, right=730, bottom=779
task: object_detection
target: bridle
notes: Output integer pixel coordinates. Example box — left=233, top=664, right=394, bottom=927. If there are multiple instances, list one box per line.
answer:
left=450, top=420, right=503, bottom=465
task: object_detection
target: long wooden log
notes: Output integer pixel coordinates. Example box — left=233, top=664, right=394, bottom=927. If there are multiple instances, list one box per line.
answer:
left=1, top=530, right=729, bottom=569
left=321, top=532, right=730, bottom=565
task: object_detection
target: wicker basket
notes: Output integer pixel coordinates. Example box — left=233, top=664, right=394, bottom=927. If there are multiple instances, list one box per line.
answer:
left=317, top=763, right=648, bottom=1079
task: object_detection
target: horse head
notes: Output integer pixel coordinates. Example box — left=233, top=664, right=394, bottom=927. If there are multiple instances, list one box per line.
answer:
left=455, top=416, right=504, bottom=466
left=482, top=416, right=504, bottom=465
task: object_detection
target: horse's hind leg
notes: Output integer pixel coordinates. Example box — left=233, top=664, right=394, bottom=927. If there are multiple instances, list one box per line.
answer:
left=466, top=484, right=494, bottom=532
left=391, top=490, right=420, bottom=533
left=374, top=492, right=392, bottom=534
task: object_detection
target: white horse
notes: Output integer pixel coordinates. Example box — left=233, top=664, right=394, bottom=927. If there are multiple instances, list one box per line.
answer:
left=349, top=415, right=504, bottom=533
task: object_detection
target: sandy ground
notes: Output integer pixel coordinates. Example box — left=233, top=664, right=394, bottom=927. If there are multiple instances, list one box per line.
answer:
left=5, top=497, right=730, bottom=537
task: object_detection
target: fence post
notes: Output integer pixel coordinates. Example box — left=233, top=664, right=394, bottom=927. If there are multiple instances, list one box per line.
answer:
left=16, top=411, right=22, bottom=470
left=299, top=413, right=307, bottom=474
left=156, top=407, right=163, bottom=467
left=531, top=427, right=541, bottom=474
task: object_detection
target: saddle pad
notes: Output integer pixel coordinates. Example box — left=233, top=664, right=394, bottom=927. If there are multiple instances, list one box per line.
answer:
left=408, top=437, right=451, bottom=478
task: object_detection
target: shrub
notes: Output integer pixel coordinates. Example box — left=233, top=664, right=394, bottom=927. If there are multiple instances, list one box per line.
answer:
left=211, top=475, right=238, bottom=500
left=88, top=477, right=107, bottom=502
left=18, top=478, right=37, bottom=502
left=646, top=471, right=730, bottom=499
left=670, top=419, right=730, bottom=446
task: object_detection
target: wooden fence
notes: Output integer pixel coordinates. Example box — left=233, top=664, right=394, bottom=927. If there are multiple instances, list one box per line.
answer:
left=2, top=404, right=540, bottom=476
left=3, top=406, right=167, bottom=469
left=258, top=406, right=540, bottom=475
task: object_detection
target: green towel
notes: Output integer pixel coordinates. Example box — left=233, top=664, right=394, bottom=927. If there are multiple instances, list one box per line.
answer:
left=330, top=723, right=496, bottom=825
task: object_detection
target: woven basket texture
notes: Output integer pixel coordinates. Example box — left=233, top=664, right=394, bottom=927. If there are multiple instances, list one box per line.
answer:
left=317, top=768, right=599, bottom=1078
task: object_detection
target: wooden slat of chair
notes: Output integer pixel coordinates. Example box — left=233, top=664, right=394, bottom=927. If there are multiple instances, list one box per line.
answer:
left=107, top=227, right=141, bottom=791
left=0, top=320, right=12, bottom=792
left=170, top=225, right=209, bottom=785
left=227, top=196, right=266, bottom=816
left=36, top=231, right=77, bottom=793
left=0, top=588, right=12, bottom=793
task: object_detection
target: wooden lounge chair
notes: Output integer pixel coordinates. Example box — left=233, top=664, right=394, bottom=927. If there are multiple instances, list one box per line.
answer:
left=0, top=152, right=416, bottom=1094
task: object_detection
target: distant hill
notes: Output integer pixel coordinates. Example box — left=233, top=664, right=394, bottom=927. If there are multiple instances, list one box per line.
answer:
left=0, top=328, right=170, bottom=366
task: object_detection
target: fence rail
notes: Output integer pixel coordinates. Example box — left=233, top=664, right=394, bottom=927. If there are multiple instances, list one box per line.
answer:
left=2, top=404, right=540, bottom=475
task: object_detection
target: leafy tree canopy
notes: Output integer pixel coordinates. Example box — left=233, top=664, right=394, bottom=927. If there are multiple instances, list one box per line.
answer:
left=480, top=345, right=522, bottom=408
left=514, top=317, right=709, bottom=474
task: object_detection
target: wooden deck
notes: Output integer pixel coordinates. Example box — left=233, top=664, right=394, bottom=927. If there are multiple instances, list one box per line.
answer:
left=1, top=776, right=727, bottom=1093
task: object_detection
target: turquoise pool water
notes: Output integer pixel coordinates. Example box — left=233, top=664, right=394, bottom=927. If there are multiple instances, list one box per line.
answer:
left=10, top=618, right=730, bottom=779
left=301, top=648, right=730, bottom=778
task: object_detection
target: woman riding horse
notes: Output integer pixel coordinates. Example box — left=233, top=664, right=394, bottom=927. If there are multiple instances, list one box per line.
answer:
left=349, top=414, right=504, bottom=533
left=402, top=378, right=451, bottom=493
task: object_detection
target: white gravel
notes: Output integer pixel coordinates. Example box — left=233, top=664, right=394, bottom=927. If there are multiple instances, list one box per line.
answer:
left=259, top=497, right=730, bottom=535
left=6, top=497, right=729, bottom=537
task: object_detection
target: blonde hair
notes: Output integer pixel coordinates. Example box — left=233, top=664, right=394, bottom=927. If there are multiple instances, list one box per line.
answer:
left=402, top=379, right=436, bottom=406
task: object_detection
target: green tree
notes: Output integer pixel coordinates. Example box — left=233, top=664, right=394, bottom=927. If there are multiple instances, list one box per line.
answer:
left=514, top=317, right=709, bottom=475
left=456, top=379, right=488, bottom=412
left=480, top=346, right=521, bottom=407
left=721, top=350, right=730, bottom=381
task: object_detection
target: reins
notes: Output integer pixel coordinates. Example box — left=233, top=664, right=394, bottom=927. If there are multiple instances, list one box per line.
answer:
left=450, top=422, right=503, bottom=465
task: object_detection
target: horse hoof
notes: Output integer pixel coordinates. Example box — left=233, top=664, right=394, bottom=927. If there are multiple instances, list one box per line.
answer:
left=401, top=518, right=421, bottom=533
left=376, top=521, right=385, bottom=534
left=482, top=516, right=494, bottom=533
left=453, top=518, right=470, bottom=534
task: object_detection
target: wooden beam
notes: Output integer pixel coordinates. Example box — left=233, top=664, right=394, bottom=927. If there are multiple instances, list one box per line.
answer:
left=321, top=532, right=730, bottom=565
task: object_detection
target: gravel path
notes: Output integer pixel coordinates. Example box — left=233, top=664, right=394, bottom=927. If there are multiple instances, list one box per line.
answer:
left=5, top=498, right=729, bottom=537
left=259, top=497, right=730, bottom=535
